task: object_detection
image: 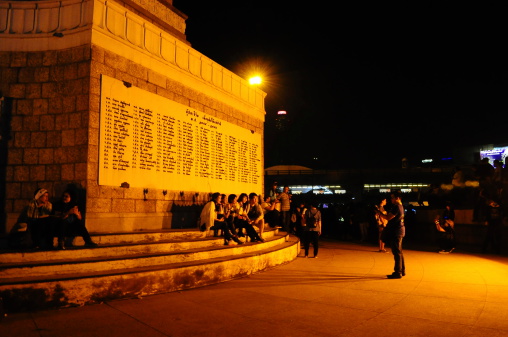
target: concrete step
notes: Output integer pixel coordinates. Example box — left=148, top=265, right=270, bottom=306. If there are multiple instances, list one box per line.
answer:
left=0, top=229, right=279, bottom=264
left=0, top=234, right=287, bottom=278
left=0, top=228, right=299, bottom=313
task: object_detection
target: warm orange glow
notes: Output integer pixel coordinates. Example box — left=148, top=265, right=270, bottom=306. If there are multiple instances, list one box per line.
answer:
left=249, top=76, right=262, bottom=85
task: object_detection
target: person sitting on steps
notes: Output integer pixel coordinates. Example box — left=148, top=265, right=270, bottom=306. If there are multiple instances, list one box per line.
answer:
left=199, top=192, right=243, bottom=245
left=52, top=189, right=98, bottom=249
left=26, top=188, right=54, bottom=250
left=244, top=192, right=265, bottom=242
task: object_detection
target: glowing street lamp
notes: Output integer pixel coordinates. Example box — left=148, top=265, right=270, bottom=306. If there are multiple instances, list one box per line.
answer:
left=249, top=76, right=262, bottom=85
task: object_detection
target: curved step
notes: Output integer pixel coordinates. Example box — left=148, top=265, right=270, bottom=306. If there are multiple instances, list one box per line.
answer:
left=0, top=229, right=299, bottom=313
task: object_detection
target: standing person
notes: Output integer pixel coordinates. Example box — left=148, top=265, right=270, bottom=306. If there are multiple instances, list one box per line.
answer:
left=277, top=185, right=291, bottom=233
left=293, top=201, right=307, bottom=238
left=352, top=201, right=370, bottom=243
left=434, top=202, right=456, bottom=253
left=434, top=216, right=455, bottom=253
left=301, top=201, right=322, bottom=258
left=482, top=198, right=503, bottom=254
left=268, top=181, right=279, bottom=202
left=53, top=189, right=98, bottom=248
left=266, top=181, right=279, bottom=226
left=374, top=197, right=389, bottom=252
left=502, top=157, right=508, bottom=189
left=377, top=191, right=406, bottom=279
left=26, top=188, right=54, bottom=250
left=493, top=159, right=504, bottom=192
left=476, top=157, right=495, bottom=196
left=439, top=202, right=456, bottom=253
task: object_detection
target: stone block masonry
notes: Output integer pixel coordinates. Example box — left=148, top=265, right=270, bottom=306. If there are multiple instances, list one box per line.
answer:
left=1, top=47, right=92, bottom=231
left=2, top=43, right=265, bottom=233
left=1, top=0, right=266, bottom=234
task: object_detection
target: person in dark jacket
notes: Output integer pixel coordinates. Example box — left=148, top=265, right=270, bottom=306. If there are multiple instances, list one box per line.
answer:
left=434, top=202, right=456, bottom=253
left=301, top=202, right=322, bottom=258
left=376, top=191, right=406, bottom=279
left=53, top=189, right=98, bottom=249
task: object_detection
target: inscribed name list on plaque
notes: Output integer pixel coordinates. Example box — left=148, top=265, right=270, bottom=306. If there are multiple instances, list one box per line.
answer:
left=99, top=75, right=262, bottom=195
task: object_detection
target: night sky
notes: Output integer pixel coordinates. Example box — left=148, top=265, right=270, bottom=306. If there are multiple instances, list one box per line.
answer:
left=173, top=2, right=507, bottom=169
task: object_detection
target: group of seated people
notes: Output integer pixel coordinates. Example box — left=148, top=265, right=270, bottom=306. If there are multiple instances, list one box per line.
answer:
left=199, top=192, right=276, bottom=245
left=15, top=187, right=98, bottom=250
left=17, top=188, right=283, bottom=250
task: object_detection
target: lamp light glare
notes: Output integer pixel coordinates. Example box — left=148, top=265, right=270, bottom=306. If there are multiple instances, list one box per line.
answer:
left=249, top=76, right=262, bottom=85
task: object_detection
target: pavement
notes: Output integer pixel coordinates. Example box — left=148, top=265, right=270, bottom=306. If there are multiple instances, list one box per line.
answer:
left=2, top=238, right=508, bottom=337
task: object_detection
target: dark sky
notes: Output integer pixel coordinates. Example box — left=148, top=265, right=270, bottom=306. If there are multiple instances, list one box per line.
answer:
left=173, top=1, right=507, bottom=169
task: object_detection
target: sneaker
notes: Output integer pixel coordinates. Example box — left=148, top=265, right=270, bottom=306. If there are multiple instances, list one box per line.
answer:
left=387, top=273, right=402, bottom=279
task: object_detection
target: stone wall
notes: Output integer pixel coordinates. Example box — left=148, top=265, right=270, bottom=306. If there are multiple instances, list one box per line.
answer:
left=83, top=45, right=265, bottom=232
left=0, top=46, right=92, bottom=232
left=1, top=43, right=266, bottom=233
left=0, top=0, right=267, bottom=233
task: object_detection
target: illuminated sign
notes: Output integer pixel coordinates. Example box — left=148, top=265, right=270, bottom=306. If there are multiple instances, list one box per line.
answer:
left=481, top=147, right=508, bottom=162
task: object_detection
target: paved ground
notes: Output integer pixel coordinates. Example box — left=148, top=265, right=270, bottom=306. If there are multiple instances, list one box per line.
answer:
left=2, top=238, right=508, bottom=337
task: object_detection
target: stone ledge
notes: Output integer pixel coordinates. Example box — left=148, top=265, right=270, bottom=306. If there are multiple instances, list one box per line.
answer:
left=84, top=211, right=175, bottom=232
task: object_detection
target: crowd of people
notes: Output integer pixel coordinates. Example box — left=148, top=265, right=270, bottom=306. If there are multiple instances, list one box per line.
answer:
left=12, top=160, right=506, bottom=261
left=12, top=181, right=410, bottom=278
left=199, top=192, right=265, bottom=246
left=470, top=157, right=507, bottom=255
left=200, top=182, right=324, bottom=257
